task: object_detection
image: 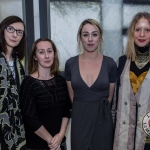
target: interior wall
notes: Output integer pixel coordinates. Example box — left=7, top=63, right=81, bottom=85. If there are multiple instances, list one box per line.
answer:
left=50, top=1, right=101, bottom=70
left=0, top=0, right=23, bottom=22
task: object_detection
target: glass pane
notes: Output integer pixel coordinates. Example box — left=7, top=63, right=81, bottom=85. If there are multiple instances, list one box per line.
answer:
left=50, top=1, right=101, bottom=70
left=0, top=0, right=23, bottom=22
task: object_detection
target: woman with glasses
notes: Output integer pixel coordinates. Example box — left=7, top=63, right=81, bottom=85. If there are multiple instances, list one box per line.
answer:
left=0, top=16, right=26, bottom=150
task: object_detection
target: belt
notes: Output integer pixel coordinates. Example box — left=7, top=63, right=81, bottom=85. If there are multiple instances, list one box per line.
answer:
left=99, top=98, right=109, bottom=125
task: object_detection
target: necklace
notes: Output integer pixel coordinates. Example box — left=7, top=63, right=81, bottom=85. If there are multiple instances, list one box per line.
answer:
left=135, top=49, right=149, bottom=69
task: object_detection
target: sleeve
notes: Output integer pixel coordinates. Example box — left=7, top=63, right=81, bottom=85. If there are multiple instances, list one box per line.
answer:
left=63, top=82, right=71, bottom=118
left=64, top=58, right=72, bottom=81
left=24, top=116, right=42, bottom=131
left=109, top=58, right=117, bottom=83
left=58, top=76, right=71, bottom=118
left=19, top=77, right=42, bottom=131
left=63, top=97, right=71, bottom=118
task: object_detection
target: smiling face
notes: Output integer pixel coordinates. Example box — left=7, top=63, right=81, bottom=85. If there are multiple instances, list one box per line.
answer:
left=134, top=17, right=150, bottom=47
left=80, top=23, right=101, bottom=53
left=4, top=22, right=24, bottom=51
left=34, top=41, right=54, bottom=70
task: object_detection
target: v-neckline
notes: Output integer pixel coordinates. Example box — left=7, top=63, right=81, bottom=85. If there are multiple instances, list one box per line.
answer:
left=78, top=55, right=104, bottom=88
left=126, top=59, right=150, bottom=97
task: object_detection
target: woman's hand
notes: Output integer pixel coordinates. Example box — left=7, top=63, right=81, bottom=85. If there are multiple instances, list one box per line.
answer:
left=48, top=117, right=68, bottom=150
left=48, top=133, right=64, bottom=149
left=50, top=145, right=61, bottom=150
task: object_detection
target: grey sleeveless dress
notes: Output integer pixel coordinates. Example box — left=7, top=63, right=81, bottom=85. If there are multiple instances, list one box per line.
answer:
left=65, top=55, right=116, bottom=150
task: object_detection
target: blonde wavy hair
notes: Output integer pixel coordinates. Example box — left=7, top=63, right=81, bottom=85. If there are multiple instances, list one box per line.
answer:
left=77, top=19, right=103, bottom=53
left=125, top=12, right=150, bottom=61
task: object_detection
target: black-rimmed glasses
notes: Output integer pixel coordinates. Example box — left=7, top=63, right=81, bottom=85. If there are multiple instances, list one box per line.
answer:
left=5, top=26, right=24, bottom=36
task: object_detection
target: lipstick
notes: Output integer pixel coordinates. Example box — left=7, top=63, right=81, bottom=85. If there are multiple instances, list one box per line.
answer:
left=87, top=44, right=94, bottom=46
left=138, top=39, right=146, bottom=42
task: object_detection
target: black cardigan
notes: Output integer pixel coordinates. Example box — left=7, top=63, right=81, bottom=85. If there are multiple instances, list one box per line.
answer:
left=20, top=75, right=71, bottom=149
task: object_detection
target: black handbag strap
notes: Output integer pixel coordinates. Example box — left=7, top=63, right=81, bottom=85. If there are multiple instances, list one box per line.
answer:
left=113, top=55, right=127, bottom=131
left=116, top=55, right=127, bottom=109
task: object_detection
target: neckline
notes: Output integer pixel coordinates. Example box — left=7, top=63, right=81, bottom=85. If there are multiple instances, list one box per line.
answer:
left=135, top=44, right=149, bottom=53
left=29, top=75, right=55, bottom=81
left=8, top=60, right=14, bottom=65
left=78, top=55, right=104, bottom=88
left=127, top=59, right=150, bottom=96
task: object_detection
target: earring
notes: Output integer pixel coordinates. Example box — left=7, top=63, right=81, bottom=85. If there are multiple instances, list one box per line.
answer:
left=34, top=56, right=37, bottom=60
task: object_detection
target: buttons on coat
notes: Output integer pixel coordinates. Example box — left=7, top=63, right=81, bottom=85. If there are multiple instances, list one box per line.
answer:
left=122, top=121, right=126, bottom=124
left=124, top=102, right=141, bottom=107
left=124, top=102, right=127, bottom=105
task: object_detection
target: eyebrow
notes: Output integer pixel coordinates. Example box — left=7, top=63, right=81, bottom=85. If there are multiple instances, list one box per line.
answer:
left=82, top=31, right=98, bottom=33
left=8, top=25, right=24, bottom=31
left=37, top=48, right=53, bottom=51
left=135, top=26, right=150, bottom=27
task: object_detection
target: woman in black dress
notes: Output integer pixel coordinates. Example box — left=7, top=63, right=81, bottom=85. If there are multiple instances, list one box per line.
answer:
left=20, top=38, right=70, bottom=150
left=0, top=16, right=26, bottom=150
left=65, top=19, right=116, bottom=150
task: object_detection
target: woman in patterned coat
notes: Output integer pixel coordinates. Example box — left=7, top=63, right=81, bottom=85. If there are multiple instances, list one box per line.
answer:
left=113, top=12, right=150, bottom=150
left=0, top=16, right=26, bottom=150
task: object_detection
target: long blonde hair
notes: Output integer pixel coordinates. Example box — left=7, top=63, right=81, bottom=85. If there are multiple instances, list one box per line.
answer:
left=77, top=19, right=103, bottom=53
left=125, top=12, right=150, bottom=61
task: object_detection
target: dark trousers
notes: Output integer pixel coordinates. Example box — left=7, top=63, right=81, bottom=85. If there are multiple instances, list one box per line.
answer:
left=0, top=134, right=8, bottom=150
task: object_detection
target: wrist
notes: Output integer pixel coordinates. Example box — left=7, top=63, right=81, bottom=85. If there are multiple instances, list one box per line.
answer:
left=47, top=137, right=53, bottom=144
left=58, top=132, right=65, bottom=139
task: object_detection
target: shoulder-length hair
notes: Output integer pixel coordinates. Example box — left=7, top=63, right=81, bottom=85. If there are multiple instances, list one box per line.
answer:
left=28, top=38, right=59, bottom=76
left=77, top=19, right=103, bottom=53
left=125, top=12, right=150, bottom=61
left=0, top=15, right=26, bottom=60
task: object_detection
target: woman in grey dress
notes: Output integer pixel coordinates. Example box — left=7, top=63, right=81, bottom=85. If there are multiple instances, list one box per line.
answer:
left=65, top=19, right=117, bottom=150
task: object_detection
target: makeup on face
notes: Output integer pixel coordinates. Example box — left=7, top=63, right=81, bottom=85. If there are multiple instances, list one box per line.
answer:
left=34, top=41, right=55, bottom=69
left=81, top=24, right=101, bottom=52
left=134, top=18, right=150, bottom=47
left=4, top=22, right=24, bottom=51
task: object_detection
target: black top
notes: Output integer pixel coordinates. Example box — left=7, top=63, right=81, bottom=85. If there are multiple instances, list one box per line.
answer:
left=65, top=55, right=117, bottom=100
left=20, top=75, right=70, bottom=149
left=130, top=61, right=150, bottom=76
